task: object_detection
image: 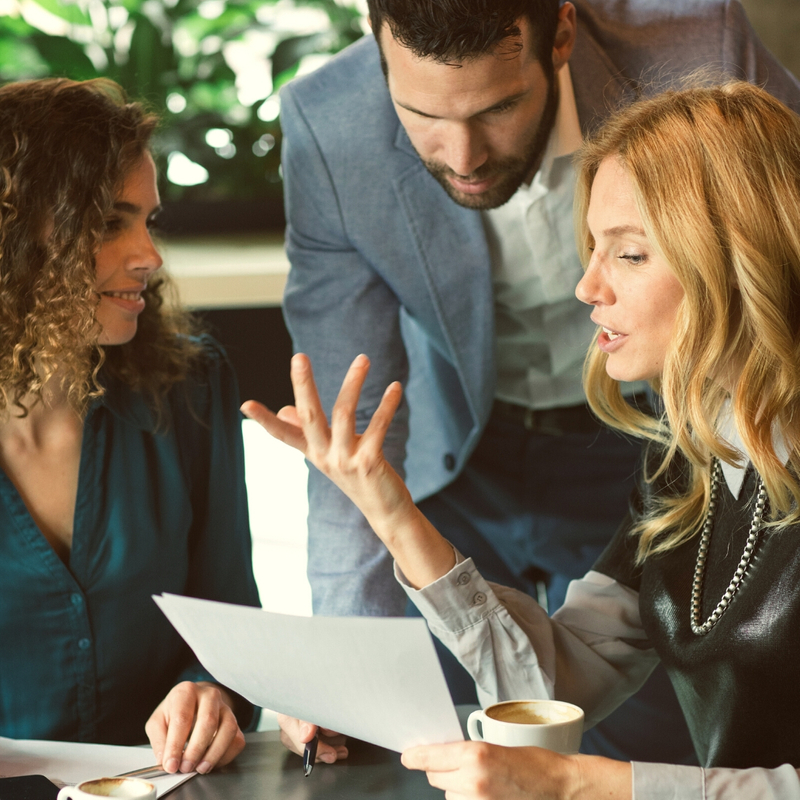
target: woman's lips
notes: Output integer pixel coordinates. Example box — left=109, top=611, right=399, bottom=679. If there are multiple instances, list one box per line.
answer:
left=101, top=290, right=146, bottom=314
left=597, top=326, right=627, bottom=353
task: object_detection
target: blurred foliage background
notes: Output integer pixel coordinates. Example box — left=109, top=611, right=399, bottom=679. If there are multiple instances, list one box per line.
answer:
left=0, top=0, right=366, bottom=229
left=0, top=0, right=795, bottom=233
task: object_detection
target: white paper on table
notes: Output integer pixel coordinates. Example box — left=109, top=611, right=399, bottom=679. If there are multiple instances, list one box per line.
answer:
left=154, top=593, right=464, bottom=753
left=0, top=737, right=192, bottom=796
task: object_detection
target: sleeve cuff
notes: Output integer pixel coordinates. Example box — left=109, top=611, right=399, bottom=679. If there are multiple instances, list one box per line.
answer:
left=394, top=548, right=503, bottom=633
left=632, top=762, right=704, bottom=800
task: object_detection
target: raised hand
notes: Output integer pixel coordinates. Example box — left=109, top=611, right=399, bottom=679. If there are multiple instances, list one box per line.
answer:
left=240, top=353, right=455, bottom=590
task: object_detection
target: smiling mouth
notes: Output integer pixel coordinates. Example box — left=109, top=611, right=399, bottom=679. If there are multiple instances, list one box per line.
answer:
left=102, top=290, right=142, bottom=301
left=603, top=326, right=623, bottom=341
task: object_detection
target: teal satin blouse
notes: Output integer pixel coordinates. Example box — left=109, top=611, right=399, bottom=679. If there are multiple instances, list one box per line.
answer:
left=0, top=336, right=260, bottom=744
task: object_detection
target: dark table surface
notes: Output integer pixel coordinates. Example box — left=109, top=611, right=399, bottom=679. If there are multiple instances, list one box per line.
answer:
left=170, top=730, right=444, bottom=800
left=170, top=707, right=479, bottom=800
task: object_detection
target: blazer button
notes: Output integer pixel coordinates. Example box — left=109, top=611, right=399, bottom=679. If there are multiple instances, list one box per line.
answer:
left=472, top=592, right=487, bottom=606
left=456, top=572, right=471, bottom=586
left=443, top=453, right=456, bottom=471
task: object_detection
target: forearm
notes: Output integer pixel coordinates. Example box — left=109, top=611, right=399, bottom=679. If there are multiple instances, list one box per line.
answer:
left=364, top=497, right=456, bottom=590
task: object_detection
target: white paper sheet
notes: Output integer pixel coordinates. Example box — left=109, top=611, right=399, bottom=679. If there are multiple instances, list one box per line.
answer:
left=0, top=737, right=192, bottom=797
left=154, top=593, right=464, bottom=753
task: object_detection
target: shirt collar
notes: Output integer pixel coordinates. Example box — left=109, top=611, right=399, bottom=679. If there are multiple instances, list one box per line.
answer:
left=533, top=64, right=582, bottom=188
left=89, top=372, right=158, bottom=432
left=717, top=400, right=790, bottom=498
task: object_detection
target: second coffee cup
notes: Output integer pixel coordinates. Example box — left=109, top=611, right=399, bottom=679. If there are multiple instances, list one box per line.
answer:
left=467, top=699, right=584, bottom=753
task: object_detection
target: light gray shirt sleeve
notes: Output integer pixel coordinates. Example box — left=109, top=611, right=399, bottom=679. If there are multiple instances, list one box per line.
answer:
left=397, top=551, right=800, bottom=799
left=396, top=553, right=658, bottom=725
left=632, top=762, right=800, bottom=800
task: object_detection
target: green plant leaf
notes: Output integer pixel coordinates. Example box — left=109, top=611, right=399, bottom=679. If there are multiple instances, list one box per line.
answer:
left=30, top=32, right=98, bottom=80
left=29, top=0, right=91, bottom=26
left=119, top=12, right=177, bottom=106
left=0, top=37, right=50, bottom=80
left=271, top=32, right=331, bottom=83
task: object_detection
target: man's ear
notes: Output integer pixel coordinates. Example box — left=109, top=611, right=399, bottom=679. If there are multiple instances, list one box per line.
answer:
left=553, top=2, right=577, bottom=73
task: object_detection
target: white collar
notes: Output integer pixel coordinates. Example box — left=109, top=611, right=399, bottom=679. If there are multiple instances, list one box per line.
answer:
left=716, top=400, right=790, bottom=498
left=530, top=64, right=582, bottom=189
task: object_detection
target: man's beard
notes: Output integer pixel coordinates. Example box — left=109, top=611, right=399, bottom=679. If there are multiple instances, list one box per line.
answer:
left=420, top=76, right=559, bottom=211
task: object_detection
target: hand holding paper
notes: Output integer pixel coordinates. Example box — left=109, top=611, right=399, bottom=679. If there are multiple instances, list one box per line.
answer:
left=153, top=593, right=463, bottom=754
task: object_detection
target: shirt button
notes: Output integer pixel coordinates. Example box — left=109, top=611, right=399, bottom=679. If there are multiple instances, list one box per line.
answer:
left=443, top=453, right=456, bottom=471
left=456, top=572, right=471, bottom=586
left=472, top=592, right=487, bottom=606
left=78, top=638, right=91, bottom=650
left=71, top=593, right=83, bottom=606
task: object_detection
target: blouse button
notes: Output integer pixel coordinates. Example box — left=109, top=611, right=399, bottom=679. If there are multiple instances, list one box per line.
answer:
left=456, top=572, right=471, bottom=586
left=78, top=638, right=91, bottom=650
left=472, top=592, right=487, bottom=606
left=71, top=593, right=83, bottom=606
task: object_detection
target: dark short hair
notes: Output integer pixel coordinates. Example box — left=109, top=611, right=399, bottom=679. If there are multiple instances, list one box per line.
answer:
left=367, top=0, right=560, bottom=66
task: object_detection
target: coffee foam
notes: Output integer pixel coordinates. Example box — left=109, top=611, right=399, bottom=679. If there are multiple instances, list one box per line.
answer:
left=486, top=701, right=580, bottom=726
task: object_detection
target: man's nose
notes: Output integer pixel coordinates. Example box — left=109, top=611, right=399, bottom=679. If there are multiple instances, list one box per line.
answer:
left=442, top=123, right=489, bottom=177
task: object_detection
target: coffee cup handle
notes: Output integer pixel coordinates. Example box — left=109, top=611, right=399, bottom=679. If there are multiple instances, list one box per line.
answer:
left=467, top=709, right=486, bottom=741
left=57, top=788, right=77, bottom=800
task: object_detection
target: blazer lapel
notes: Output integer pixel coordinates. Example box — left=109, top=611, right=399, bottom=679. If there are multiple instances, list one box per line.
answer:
left=392, top=124, right=496, bottom=422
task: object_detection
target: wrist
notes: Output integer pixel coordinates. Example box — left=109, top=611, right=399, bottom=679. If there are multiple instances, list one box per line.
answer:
left=371, top=504, right=456, bottom=589
left=567, top=755, right=632, bottom=800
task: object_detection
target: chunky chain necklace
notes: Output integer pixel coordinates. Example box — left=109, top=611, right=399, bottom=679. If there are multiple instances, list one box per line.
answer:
left=690, top=459, right=768, bottom=635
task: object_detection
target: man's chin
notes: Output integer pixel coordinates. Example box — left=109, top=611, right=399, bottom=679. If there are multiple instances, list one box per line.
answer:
left=440, top=177, right=522, bottom=211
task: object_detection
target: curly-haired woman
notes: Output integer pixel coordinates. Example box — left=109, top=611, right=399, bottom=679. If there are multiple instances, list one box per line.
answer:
left=0, top=78, right=259, bottom=775
left=245, top=80, right=800, bottom=798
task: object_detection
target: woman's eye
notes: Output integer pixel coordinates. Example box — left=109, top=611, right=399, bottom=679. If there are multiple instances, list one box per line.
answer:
left=619, top=253, right=646, bottom=266
left=103, top=217, right=123, bottom=236
left=146, top=215, right=160, bottom=231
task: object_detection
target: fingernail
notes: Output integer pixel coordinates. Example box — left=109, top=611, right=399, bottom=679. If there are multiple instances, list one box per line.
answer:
left=197, top=761, right=211, bottom=774
left=180, top=759, right=194, bottom=773
left=321, top=752, right=337, bottom=763
left=164, top=758, right=179, bottom=773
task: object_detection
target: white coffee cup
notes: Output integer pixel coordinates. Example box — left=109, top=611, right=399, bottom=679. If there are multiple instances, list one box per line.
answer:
left=57, top=777, right=156, bottom=800
left=467, top=699, right=584, bottom=753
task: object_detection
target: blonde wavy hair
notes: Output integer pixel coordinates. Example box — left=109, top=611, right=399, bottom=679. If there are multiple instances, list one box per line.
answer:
left=575, top=81, right=800, bottom=560
left=0, top=78, right=200, bottom=420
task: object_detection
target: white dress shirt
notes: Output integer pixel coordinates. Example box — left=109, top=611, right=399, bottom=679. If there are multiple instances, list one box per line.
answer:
left=484, top=65, right=644, bottom=410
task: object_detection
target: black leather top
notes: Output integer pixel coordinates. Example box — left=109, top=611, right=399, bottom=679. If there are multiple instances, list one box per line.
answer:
left=595, top=450, right=800, bottom=768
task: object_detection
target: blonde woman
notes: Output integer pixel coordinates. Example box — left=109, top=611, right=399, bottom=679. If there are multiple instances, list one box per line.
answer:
left=244, top=81, right=800, bottom=797
left=0, top=78, right=259, bottom=773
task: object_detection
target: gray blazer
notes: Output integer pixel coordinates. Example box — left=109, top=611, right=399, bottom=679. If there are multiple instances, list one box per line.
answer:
left=279, top=0, right=800, bottom=616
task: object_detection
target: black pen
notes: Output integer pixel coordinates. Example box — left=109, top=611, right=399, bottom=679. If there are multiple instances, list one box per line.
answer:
left=303, top=732, right=319, bottom=777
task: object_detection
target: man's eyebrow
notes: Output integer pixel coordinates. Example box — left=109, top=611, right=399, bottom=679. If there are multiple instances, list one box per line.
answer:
left=395, top=91, right=527, bottom=119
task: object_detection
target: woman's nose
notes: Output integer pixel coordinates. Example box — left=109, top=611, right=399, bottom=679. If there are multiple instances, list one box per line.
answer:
left=128, top=228, right=163, bottom=277
left=575, top=257, right=609, bottom=306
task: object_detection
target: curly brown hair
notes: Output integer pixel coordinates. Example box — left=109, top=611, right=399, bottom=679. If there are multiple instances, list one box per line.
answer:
left=0, top=77, right=201, bottom=420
